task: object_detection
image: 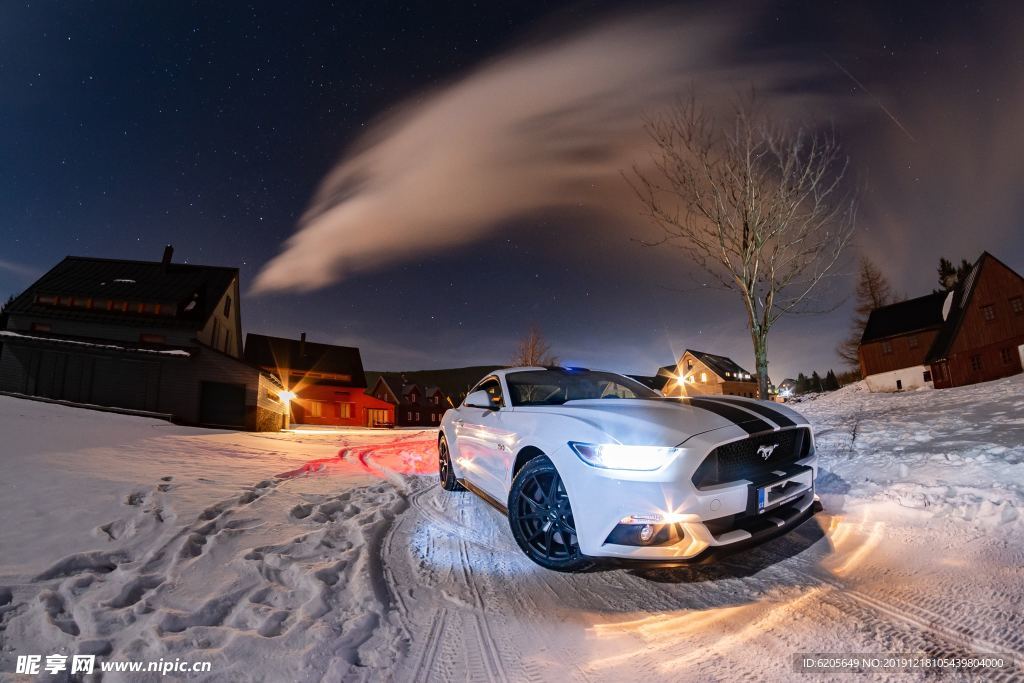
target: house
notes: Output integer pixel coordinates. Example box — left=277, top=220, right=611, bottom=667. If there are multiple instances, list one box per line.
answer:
left=859, top=252, right=1024, bottom=391
left=657, top=349, right=759, bottom=398
left=244, top=333, right=394, bottom=427
left=0, top=247, right=288, bottom=430
left=777, top=378, right=797, bottom=398
left=368, top=375, right=450, bottom=427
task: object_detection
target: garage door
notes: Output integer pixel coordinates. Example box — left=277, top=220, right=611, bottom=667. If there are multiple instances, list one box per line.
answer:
left=199, top=381, right=247, bottom=428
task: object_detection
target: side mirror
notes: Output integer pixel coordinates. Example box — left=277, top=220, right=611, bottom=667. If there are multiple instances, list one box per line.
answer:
left=465, top=390, right=498, bottom=410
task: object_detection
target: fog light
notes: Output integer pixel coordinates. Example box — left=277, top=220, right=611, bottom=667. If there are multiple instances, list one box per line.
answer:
left=639, top=524, right=655, bottom=543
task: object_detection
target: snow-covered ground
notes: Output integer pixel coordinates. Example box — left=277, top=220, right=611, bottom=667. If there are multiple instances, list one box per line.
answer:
left=1, top=377, right=1022, bottom=681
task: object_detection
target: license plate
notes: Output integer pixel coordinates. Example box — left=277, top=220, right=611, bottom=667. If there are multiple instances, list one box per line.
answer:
left=757, top=479, right=806, bottom=513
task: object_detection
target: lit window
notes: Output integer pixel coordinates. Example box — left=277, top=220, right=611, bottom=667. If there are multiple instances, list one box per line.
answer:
left=36, top=294, right=57, bottom=305
left=340, top=403, right=353, bottom=418
left=981, top=304, right=995, bottom=321
left=310, top=401, right=323, bottom=418
left=700, top=372, right=707, bottom=383
left=406, top=412, right=412, bottom=420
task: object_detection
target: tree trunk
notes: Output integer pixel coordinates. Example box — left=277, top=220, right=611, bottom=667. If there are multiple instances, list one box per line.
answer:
left=753, top=332, right=770, bottom=400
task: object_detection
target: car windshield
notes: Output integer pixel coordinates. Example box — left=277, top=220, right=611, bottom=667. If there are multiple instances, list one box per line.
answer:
left=505, top=369, right=659, bottom=406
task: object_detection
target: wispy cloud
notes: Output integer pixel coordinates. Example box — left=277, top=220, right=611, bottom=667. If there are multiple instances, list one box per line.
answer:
left=253, top=8, right=811, bottom=293
left=0, top=258, right=39, bottom=280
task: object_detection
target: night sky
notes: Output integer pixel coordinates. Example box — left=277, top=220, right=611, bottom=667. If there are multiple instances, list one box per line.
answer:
left=3, top=1, right=1022, bottom=380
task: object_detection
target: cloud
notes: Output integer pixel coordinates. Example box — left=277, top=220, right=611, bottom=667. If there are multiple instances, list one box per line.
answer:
left=253, top=8, right=810, bottom=293
left=0, top=258, right=39, bottom=280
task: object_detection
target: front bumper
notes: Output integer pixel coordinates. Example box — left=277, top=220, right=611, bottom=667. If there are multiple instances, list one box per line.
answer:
left=556, top=435, right=818, bottom=561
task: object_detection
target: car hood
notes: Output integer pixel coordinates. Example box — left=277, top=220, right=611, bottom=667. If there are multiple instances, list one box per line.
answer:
left=515, top=398, right=763, bottom=447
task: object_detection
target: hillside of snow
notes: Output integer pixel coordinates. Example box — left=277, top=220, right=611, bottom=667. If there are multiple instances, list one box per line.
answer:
left=0, top=376, right=1022, bottom=681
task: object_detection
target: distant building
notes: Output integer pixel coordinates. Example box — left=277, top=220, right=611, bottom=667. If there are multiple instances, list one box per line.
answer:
left=658, top=349, right=760, bottom=398
left=859, top=252, right=1024, bottom=391
left=777, top=378, right=797, bottom=398
left=244, top=333, right=394, bottom=427
left=369, top=374, right=450, bottom=427
left=0, top=247, right=287, bottom=430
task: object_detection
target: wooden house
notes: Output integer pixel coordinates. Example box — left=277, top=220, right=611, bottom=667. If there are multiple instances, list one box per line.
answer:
left=0, top=247, right=287, bottom=430
left=859, top=252, right=1024, bottom=391
left=244, top=333, right=394, bottom=427
left=368, top=375, right=450, bottom=427
left=658, top=349, right=759, bottom=398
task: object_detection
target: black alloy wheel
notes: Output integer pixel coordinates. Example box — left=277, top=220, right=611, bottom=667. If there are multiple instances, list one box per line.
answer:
left=438, top=435, right=465, bottom=491
left=508, top=456, right=592, bottom=572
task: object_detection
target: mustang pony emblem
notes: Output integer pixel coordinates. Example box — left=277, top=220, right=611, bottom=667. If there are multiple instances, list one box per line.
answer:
left=757, top=443, right=779, bottom=460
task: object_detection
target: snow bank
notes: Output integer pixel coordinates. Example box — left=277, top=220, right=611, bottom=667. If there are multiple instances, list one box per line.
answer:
left=799, top=374, right=1024, bottom=531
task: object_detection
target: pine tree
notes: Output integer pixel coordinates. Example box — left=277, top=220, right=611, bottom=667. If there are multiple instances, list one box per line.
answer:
left=837, top=258, right=894, bottom=368
left=796, top=372, right=809, bottom=394
left=810, top=371, right=824, bottom=393
left=937, top=256, right=977, bottom=291
left=824, top=369, right=840, bottom=391
left=937, top=257, right=957, bottom=291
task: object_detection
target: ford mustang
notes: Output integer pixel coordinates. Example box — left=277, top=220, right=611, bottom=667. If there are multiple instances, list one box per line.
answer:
left=438, top=367, right=818, bottom=571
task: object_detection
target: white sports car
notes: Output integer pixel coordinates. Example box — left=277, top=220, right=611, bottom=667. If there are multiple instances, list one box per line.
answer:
left=438, top=367, right=818, bottom=572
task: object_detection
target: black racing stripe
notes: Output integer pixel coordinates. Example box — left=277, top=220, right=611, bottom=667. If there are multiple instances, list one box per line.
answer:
left=673, top=397, right=774, bottom=434
left=701, top=396, right=797, bottom=427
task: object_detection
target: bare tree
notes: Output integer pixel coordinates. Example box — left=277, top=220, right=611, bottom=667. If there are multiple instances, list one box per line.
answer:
left=510, top=326, right=558, bottom=367
left=836, top=257, right=893, bottom=368
left=629, top=93, right=857, bottom=399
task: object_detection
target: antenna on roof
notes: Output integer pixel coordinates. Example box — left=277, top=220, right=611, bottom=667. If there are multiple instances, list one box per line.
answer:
left=161, top=245, right=174, bottom=268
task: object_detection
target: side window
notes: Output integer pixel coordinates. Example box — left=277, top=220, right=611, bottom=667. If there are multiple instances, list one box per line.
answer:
left=469, top=377, right=504, bottom=408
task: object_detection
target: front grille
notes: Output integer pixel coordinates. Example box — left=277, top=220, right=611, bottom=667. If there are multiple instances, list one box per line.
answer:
left=692, top=427, right=809, bottom=489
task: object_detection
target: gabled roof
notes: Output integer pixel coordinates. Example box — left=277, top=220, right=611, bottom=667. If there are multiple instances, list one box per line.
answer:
left=860, top=291, right=947, bottom=344
left=925, top=252, right=1017, bottom=363
left=661, top=349, right=754, bottom=381
left=244, top=333, right=367, bottom=387
left=5, top=256, right=237, bottom=330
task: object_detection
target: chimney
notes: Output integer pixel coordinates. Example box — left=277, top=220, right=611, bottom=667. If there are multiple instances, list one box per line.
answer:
left=299, top=332, right=306, bottom=357
left=161, top=244, right=174, bottom=265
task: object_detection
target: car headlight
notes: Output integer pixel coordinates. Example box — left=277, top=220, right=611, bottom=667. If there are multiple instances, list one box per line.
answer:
left=568, top=442, right=681, bottom=471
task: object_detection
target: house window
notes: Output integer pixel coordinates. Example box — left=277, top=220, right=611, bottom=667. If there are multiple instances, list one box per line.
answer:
left=981, top=304, right=995, bottom=321
left=340, top=403, right=353, bottom=419
left=30, top=322, right=51, bottom=332
left=686, top=360, right=694, bottom=371
left=1000, top=348, right=1013, bottom=365
left=35, top=294, right=57, bottom=305
left=1011, top=296, right=1024, bottom=315
left=143, top=302, right=159, bottom=315
left=406, top=411, right=413, bottom=421
left=310, top=401, right=323, bottom=418
left=223, top=296, right=232, bottom=317
left=907, top=335, right=919, bottom=349
left=923, top=370, right=932, bottom=382
left=896, top=379, right=903, bottom=390
left=414, top=412, right=420, bottom=421
left=970, top=354, right=983, bottom=371
left=139, top=333, right=166, bottom=344
left=72, top=297, right=90, bottom=308
left=881, top=341, right=893, bottom=354
left=700, top=372, right=707, bottom=383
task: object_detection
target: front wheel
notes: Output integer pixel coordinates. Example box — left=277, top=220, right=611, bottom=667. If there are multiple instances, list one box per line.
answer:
left=438, top=435, right=465, bottom=491
left=507, top=456, right=592, bottom=572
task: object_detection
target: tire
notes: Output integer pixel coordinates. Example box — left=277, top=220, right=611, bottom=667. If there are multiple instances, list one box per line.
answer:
left=507, top=456, right=593, bottom=572
left=438, top=435, right=465, bottom=492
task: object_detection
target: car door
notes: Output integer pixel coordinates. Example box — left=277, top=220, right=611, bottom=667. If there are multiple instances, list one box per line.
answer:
left=453, top=376, right=517, bottom=501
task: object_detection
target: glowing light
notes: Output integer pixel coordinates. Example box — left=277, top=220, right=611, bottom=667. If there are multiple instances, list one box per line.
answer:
left=279, top=390, right=297, bottom=402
